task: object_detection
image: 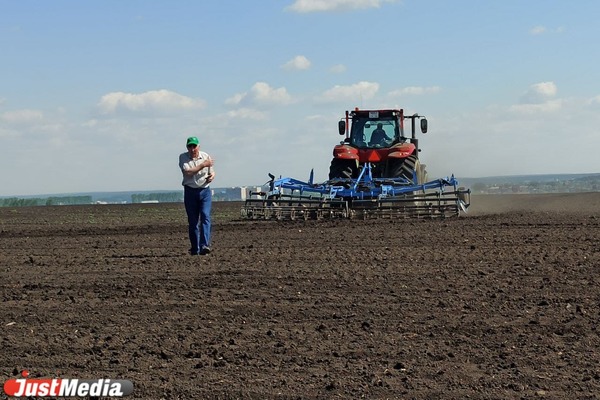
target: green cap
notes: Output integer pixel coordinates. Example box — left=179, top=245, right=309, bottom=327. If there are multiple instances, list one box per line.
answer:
left=186, top=136, right=199, bottom=146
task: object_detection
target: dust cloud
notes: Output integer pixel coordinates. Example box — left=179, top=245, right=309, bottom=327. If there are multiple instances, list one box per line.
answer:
left=468, top=193, right=600, bottom=215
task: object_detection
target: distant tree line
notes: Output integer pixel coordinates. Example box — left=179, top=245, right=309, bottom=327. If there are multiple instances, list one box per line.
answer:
left=0, top=196, right=93, bottom=207
left=131, top=192, right=183, bottom=203
left=469, top=175, right=600, bottom=194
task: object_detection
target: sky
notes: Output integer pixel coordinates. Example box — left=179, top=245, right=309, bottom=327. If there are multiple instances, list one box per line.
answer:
left=2, top=0, right=600, bottom=196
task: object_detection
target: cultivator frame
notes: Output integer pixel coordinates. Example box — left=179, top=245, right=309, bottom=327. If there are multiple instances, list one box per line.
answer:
left=241, top=163, right=470, bottom=220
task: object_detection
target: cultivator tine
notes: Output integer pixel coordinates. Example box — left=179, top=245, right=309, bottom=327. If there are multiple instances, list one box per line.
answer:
left=241, top=189, right=469, bottom=221
left=348, top=190, right=466, bottom=219
left=241, top=197, right=349, bottom=220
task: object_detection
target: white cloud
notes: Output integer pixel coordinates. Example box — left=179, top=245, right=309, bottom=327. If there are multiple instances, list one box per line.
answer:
left=225, top=93, right=246, bottom=106
left=225, top=108, right=269, bottom=121
left=286, top=0, right=399, bottom=13
left=0, top=108, right=69, bottom=146
left=519, top=82, right=557, bottom=104
left=530, top=25, right=565, bottom=35
left=252, top=82, right=292, bottom=104
left=509, top=99, right=562, bottom=114
left=316, top=81, right=379, bottom=103
left=530, top=25, right=546, bottom=35
left=420, top=86, right=600, bottom=178
left=0, top=127, right=16, bottom=139
left=388, top=86, right=441, bottom=96
left=587, top=95, right=600, bottom=108
left=282, top=55, right=312, bottom=71
left=97, top=89, right=206, bottom=115
left=497, top=82, right=562, bottom=114
left=226, top=82, right=293, bottom=107
left=329, top=64, right=347, bottom=74
left=1, top=109, right=44, bottom=124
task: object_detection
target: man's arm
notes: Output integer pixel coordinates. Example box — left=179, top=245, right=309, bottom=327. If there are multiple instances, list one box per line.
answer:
left=183, top=158, right=214, bottom=176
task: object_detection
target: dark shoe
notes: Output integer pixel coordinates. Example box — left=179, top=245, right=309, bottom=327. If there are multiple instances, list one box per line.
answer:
left=200, top=246, right=211, bottom=255
left=190, top=248, right=200, bottom=256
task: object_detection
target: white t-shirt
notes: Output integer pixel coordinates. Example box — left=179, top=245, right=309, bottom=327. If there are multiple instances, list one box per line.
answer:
left=179, top=151, right=213, bottom=188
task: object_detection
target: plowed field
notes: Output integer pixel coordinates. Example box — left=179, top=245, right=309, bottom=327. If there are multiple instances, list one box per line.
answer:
left=1, top=193, right=599, bottom=399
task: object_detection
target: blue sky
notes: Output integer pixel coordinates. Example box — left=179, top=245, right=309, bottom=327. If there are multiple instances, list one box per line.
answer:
left=2, top=0, right=600, bottom=196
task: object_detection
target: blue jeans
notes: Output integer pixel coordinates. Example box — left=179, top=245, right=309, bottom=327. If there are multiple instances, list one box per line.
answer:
left=184, top=186, right=212, bottom=254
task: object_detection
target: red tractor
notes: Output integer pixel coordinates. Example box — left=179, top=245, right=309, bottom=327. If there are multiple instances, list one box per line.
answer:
left=242, top=107, right=470, bottom=220
left=329, top=108, right=428, bottom=185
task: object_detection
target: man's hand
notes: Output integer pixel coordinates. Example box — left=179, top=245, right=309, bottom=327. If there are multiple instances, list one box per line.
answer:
left=206, top=156, right=215, bottom=183
left=203, top=158, right=215, bottom=168
left=206, top=172, right=215, bottom=183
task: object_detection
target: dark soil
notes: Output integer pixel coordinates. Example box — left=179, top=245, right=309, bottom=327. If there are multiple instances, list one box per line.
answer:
left=1, top=193, right=599, bottom=399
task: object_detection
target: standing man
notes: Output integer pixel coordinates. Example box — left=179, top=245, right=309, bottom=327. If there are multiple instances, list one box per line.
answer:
left=179, top=136, right=215, bottom=255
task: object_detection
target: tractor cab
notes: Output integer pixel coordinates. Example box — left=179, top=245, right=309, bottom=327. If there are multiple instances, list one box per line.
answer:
left=338, top=108, right=427, bottom=151
left=349, top=118, right=399, bottom=149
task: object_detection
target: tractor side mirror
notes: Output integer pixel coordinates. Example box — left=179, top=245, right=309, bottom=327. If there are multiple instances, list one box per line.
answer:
left=420, top=118, right=428, bottom=134
left=338, top=120, right=346, bottom=135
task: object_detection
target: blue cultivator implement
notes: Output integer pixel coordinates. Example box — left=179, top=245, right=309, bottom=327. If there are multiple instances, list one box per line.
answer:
left=241, top=163, right=470, bottom=220
left=242, top=107, right=471, bottom=220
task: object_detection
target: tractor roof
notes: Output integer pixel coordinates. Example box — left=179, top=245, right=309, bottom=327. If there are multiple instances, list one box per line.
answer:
left=350, top=109, right=403, bottom=119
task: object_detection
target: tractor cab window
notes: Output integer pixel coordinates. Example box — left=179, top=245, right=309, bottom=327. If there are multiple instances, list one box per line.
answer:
left=350, top=119, right=397, bottom=148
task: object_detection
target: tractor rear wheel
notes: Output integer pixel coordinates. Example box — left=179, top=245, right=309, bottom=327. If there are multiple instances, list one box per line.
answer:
left=387, top=155, right=428, bottom=215
left=387, top=155, right=424, bottom=183
left=328, top=158, right=357, bottom=180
